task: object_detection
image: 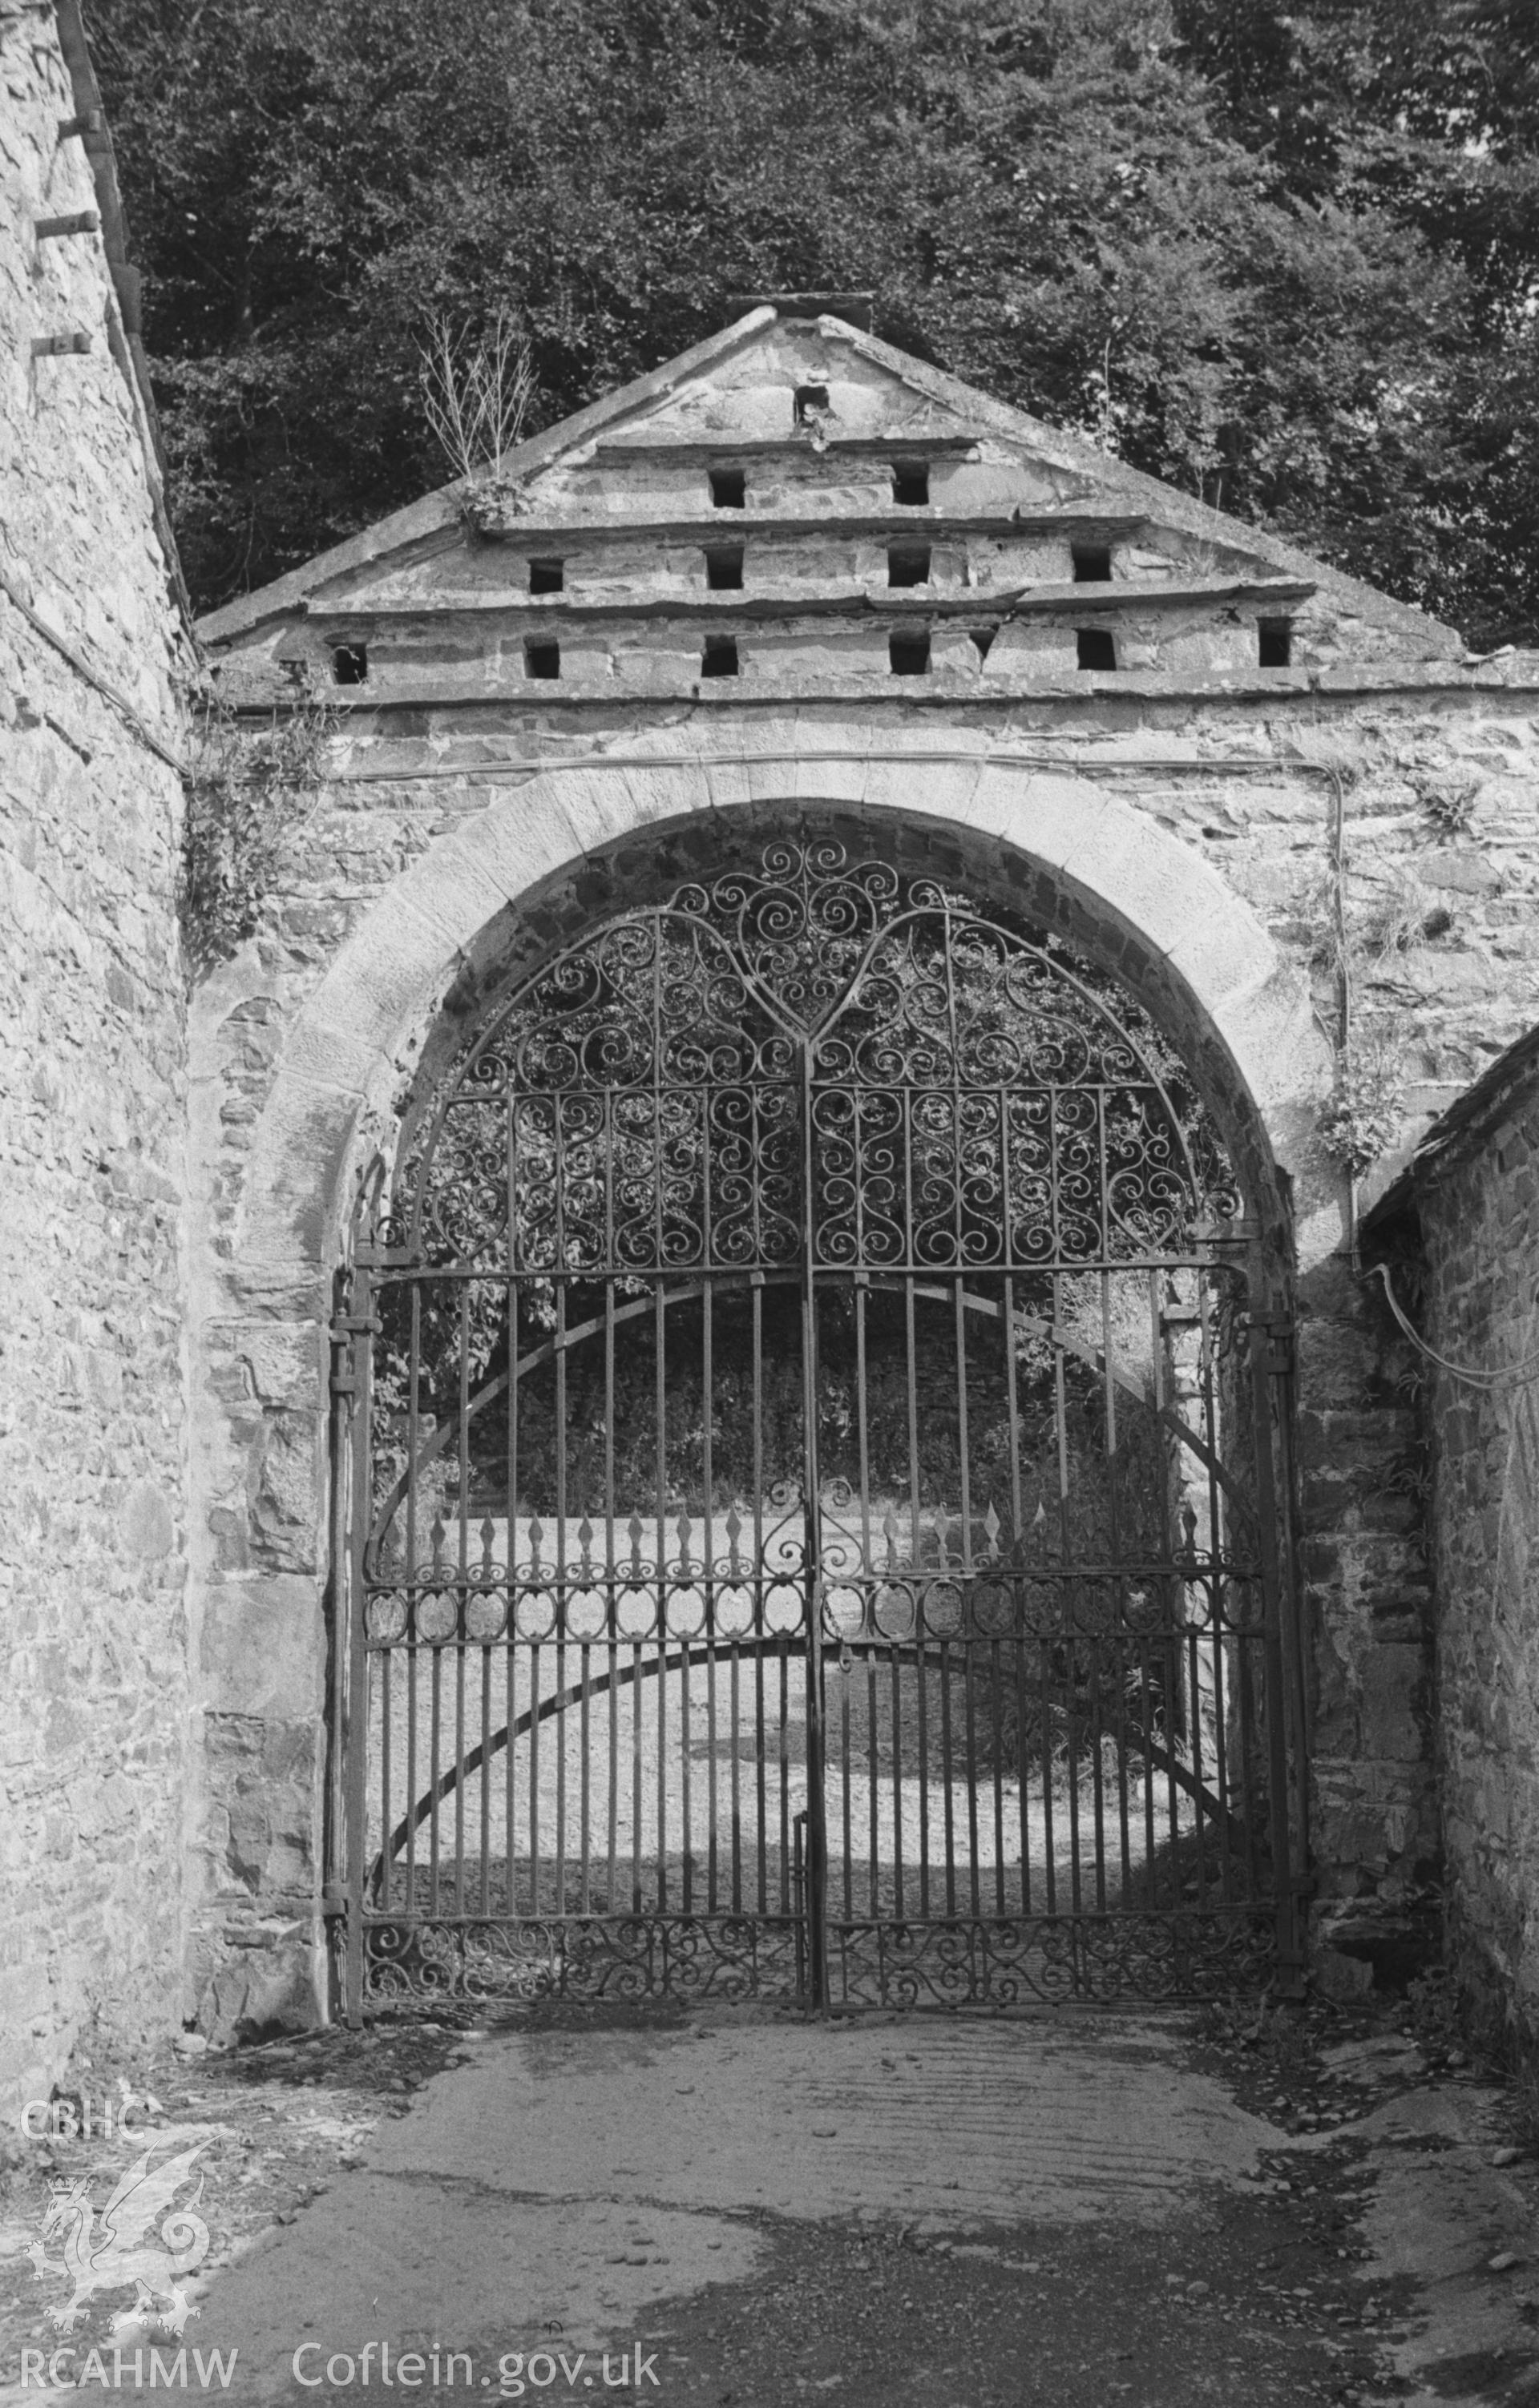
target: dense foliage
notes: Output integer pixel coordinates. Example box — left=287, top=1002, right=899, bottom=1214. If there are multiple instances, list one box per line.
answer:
left=91, top=0, right=1539, bottom=644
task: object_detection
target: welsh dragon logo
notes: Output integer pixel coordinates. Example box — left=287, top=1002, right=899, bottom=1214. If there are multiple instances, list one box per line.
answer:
left=28, top=2140, right=210, bottom=2336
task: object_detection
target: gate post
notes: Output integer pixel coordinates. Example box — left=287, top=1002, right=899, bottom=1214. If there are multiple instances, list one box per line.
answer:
left=340, top=1259, right=375, bottom=2027
left=324, top=1265, right=357, bottom=2018
left=1246, top=1269, right=1307, bottom=1998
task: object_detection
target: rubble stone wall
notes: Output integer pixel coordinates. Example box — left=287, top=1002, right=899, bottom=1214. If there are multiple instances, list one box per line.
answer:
left=1, top=23, right=1532, bottom=2072
left=188, top=668, right=1539, bottom=2024
left=1417, top=1071, right=1539, bottom=2056
left=184, top=297, right=1539, bottom=2027
left=0, top=10, right=188, bottom=2103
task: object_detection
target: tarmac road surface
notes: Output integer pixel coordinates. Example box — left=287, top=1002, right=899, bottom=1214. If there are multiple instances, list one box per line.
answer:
left=4, top=1999, right=1536, bottom=2408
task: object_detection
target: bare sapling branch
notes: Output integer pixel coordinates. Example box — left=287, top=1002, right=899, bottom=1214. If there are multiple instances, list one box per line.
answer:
left=418, top=306, right=535, bottom=486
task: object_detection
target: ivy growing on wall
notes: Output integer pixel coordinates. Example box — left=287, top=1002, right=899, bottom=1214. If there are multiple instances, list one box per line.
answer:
left=1317, top=1034, right=1409, bottom=1178
left=178, top=683, right=337, bottom=978
left=1312, top=766, right=1412, bottom=1186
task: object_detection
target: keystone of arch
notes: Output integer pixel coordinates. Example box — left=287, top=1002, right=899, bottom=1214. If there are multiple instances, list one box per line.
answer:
left=236, top=733, right=1335, bottom=1276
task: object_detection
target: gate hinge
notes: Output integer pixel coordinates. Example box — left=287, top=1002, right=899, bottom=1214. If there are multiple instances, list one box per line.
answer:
left=329, top=1314, right=374, bottom=1398
left=1243, top=1309, right=1295, bottom=1372
left=1197, top=1214, right=1259, bottom=1244
left=321, top=1885, right=348, bottom=1920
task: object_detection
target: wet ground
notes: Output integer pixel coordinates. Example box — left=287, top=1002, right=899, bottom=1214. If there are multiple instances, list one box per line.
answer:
left=2, top=1992, right=1537, bottom=2407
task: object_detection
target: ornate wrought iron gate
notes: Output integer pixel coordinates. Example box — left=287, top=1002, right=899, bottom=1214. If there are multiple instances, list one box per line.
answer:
left=330, top=837, right=1303, bottom=2015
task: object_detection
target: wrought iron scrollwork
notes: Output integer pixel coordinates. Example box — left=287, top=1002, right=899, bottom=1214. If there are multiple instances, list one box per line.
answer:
left=374, top=837, right=1236, bottom=1277
left=337, top=834, right=1292, bottom=2018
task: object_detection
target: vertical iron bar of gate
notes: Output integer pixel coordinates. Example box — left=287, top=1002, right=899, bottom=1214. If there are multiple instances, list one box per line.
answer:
left=325, top=1267, right=354, bottom=2007
left=799, top=1038, right=829, bottom=2008
left=343, top=1257, right=375, bottom=2026
left=1246, top=1254, right=1302, bottom=1992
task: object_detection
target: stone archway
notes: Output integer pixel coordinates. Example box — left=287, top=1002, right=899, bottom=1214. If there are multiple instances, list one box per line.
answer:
left=240, top=746, right=1332, bottom=1281
left=189, top=734, right=1334, bottom=2033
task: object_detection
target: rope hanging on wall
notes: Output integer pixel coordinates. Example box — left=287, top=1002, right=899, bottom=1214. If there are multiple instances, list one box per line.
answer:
left=1367, top=1261, right=1539, bottom=1390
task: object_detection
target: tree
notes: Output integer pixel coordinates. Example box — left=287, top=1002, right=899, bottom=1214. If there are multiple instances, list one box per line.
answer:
left=90, top=0, right=1539, bottom=645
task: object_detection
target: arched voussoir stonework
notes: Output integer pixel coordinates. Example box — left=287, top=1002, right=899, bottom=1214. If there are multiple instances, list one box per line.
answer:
left=237, top=739, right=1337, bottom=1289
left=188, top=734, right=1342, bottom=2037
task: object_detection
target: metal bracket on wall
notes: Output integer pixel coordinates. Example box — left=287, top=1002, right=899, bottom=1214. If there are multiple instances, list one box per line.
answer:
left=328, top=1312, right=378, bottom=1396
left=1243, top=1309, right=1295, bottom=1374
